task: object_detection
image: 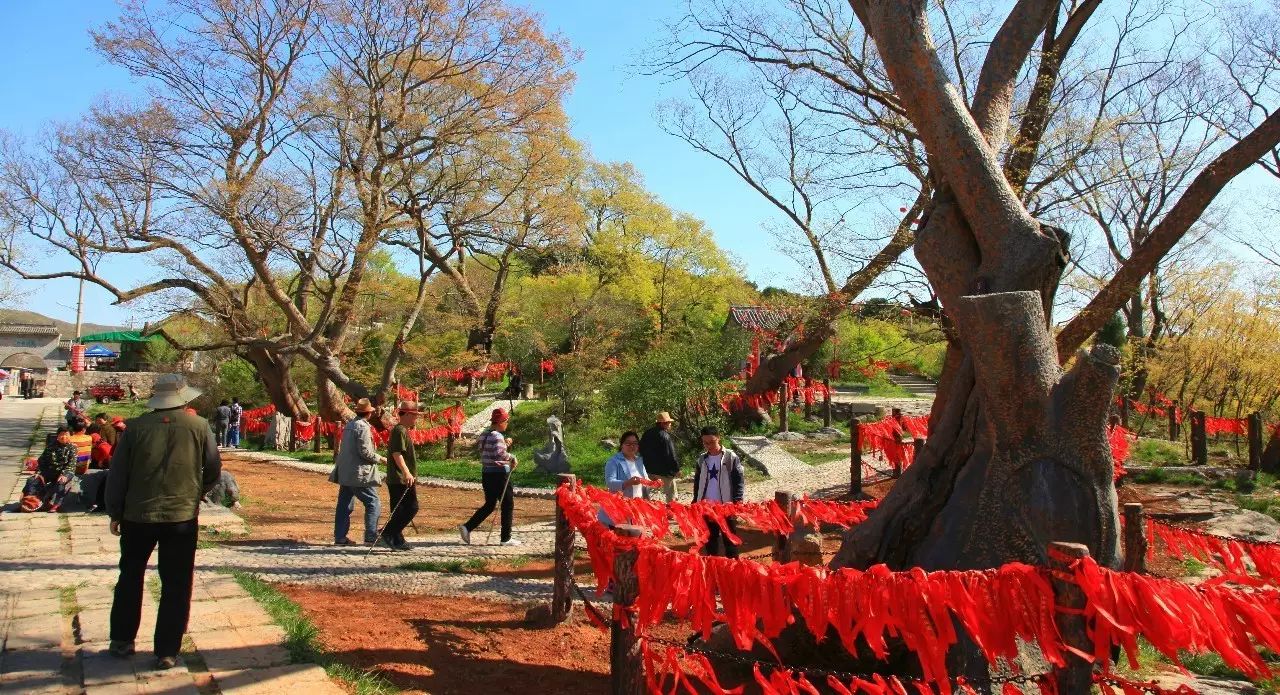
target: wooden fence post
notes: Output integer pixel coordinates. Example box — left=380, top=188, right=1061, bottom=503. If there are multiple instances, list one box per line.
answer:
left=1190, top=410, right=1207, bottom=466
left=611, top=524, right=645, bottom=695
left=850, top=416, right=863, bottom=497
left=551, top=473, right=577, bottom=623
left=1122, top=503, right=1148, bottom=573
left=779, top=383, right=789, bottom=433
left=1048, top=542, right=1093, bottom=694
left=1120, top=396, right=1129, bottom=429
left=1168, top=401, right=1180, bottom=441
left=312, top=417, right=323, bottom=453
left=288, top=418, right=298, bottom=452
left=1249, top=412, right=1264, bottom=471
left=772, top=491, right=794, bottom=564
left=822, top=377, right=832, bottom=427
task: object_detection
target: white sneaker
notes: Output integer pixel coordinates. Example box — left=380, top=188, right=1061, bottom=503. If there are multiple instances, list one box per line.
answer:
left=500, top=538, right=522, bottom=547
left=459, top=524, right=471, bottom=545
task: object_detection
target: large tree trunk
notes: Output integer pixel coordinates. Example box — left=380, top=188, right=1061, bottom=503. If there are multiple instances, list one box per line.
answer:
left=243, top=346, right=310, bottom=419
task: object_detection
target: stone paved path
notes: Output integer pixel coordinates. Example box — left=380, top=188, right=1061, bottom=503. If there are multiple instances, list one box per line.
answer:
left=459, top=398, right=523, bottom=436
left=0, top=398, right=345, bottom=694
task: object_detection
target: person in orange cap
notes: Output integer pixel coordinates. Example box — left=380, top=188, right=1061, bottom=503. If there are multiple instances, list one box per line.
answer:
left=459, top=407, right=519, bottom=546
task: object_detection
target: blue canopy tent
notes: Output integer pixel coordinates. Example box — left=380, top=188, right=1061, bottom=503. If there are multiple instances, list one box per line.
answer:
left=83, top=344, right=118, bottom=358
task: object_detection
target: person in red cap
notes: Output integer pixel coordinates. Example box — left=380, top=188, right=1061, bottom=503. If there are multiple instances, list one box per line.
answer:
left=459, top=407, right=520, bottom=546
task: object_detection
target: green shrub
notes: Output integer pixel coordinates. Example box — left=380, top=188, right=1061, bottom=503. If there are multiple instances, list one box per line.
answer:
left=602, top=332, right=749, bottom=452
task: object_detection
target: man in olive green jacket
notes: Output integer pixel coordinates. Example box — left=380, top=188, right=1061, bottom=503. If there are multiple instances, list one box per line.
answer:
left=105, top=374, right=221, bottom=670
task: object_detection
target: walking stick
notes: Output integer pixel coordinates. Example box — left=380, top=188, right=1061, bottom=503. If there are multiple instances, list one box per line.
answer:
left=364, top=483, right=413, bottom=559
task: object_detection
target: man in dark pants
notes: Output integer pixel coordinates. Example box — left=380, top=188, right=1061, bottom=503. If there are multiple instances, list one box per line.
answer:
left=381, top=402, right=421, bottom=551
left=639, top=411, right=680, bottom=503
left=460, top=408, right=520, bottom=546
left=691, top=426, right=745, bottom=558
left=105, top=374, right=221, bottom=670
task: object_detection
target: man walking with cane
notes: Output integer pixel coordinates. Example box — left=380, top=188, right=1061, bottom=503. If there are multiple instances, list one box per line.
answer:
left=105, top=373, right=221, bottom=669
left=380, top=402, right=421, bottom=551
left=460, top=408, right=520, bottom=546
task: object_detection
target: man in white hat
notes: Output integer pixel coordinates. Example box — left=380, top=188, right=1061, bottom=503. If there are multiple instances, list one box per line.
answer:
left=105, top=373, right=222, bottom=670
left=639, top=411, right=681, bottom=503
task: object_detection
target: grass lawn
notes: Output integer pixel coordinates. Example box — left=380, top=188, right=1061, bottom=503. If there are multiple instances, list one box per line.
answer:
left=84, top=400, right=151, bottom=421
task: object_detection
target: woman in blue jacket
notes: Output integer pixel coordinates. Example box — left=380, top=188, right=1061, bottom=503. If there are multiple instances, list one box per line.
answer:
left=599, top=431, right=650, bottom=526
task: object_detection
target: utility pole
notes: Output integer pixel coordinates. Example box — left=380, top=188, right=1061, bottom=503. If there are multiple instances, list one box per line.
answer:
left=74, top=276, right=84, bottom=340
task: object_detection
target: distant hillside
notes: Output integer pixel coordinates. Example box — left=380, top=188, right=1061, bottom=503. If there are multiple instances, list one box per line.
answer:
left=0, top=309, right=126, bottom=339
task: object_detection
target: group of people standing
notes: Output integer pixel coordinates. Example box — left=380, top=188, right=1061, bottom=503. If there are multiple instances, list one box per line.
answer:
left=328, top=405, right=746, bottom=557
left=209, top=398, right=244, bottom=448
left=607, top=412, right=747, bottom=558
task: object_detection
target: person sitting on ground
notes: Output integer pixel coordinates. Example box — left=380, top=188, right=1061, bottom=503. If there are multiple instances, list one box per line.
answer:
left=91, top=413, right=118, bottom=449
left=599, top=431, right=650, bottom=527
left=692, top=426, right=746, bottom=558
left=460, top=407, right=520, bottom=546
left=202, top=470, right=242, bottom=510
left=69, top=417, right=94, bottom=476
left=330, top=398, right=385, bottom=546
left=21, top=426, right=77, bottom=513
left=65, top=390, right=88, bottom=429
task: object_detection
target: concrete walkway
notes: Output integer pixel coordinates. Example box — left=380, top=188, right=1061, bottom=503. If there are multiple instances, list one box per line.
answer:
left=0, top=397, right=344, bottom=694
left=459, top=398, right=524, bottom=436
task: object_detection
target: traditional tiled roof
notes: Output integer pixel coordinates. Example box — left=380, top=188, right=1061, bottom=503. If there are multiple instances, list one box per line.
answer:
left=726, top=306, right=790, bottom=332
left=0, top=323, right=59, bottom=336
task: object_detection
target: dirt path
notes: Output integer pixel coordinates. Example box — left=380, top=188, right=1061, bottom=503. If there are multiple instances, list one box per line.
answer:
left=224, top=454, right=557, bottom=543
left=281, top=587, right=616, bottom=694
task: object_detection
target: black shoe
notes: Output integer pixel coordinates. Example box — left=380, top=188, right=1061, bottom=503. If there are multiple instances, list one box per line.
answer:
left=108, top=640, right=135, bottom=658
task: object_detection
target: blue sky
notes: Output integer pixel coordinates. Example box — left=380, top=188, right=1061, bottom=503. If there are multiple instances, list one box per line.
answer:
left=0, top=0, right=797, bottom=327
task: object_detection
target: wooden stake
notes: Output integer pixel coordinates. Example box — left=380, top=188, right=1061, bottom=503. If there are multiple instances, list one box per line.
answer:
left=551, top=473, right=577, bottom=623
left=1190, top=410, right=1207, bottom=466
left=822, top=377, right=832, bottom=427
left=611, top=524, right=644, bottom=695
left=1048, top=542, right=1093, bottom=694
left=312, top=416, right=322, bottom=453
left=1168, top=401, right=1180, bottom=441
left=850, top=416, right=863, bottom=497
left=1122, top=503, right=1147, bottom=573
left=772, top=490, right=794, bottom=564
left=1249, top=412, right=1264, bottom=471
left=779, top=383, right=789, bottom=433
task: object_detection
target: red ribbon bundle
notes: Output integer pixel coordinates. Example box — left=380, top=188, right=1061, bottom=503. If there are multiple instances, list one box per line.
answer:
left=1107, top=425, right=1132, bottom=480
left=631, top=551, right=1064, bottom=690
left=857, top=418, right=914, bottom=470
left=240, top=404, right=276, bottom=434
left=578, top=486, right=877, bottom=550
left=1073, top=556, right=1280, bottom=679
left=1204, top=416, right=1248, bottom=437
left=539, top=359, right=556, bottom=376
left=1149, top=519, right=1280, bottom=586
left=291, top=418, right=316, bottom=442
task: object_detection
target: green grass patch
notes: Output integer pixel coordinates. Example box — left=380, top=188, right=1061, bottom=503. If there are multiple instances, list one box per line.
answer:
left=90, top=401, right=151, bottom=421
left=1127, top=468, right=1206, bottom=487
left=58, top=585, right=80, bottom=617
left=786, top=449, right=847, bottom=467
left=233, top=571, right=398, bottom=694
left=1181, top=558, right=1208, bottom=576
left=1131, top=438, right=1186, bottom=466
left=1236, top=494, right=1280, bottom=523
left=396, top=559, right=488, bottom=573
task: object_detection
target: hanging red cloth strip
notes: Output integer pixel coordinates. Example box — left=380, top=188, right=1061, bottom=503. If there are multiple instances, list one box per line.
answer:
left=1072, top=555, right=1280, bottom=679
left=1107, top=425, right=1132, bottom=480
left=1203, top=416, right=1248, bottom=437
left=1149, top=519, right=1280, bottom=586
left=1093, top=673, right=1198, bottom=695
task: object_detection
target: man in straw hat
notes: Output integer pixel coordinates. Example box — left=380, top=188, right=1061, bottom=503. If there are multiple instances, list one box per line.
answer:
left=104, top=373, right=222, bottom=669
left=459, top=407, right=521, bottom=546
left=640, top=411, right=681, bottom=503
left=330, top=398, right=385, bottom=546
left=380, top=402, right=421, bottom=551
